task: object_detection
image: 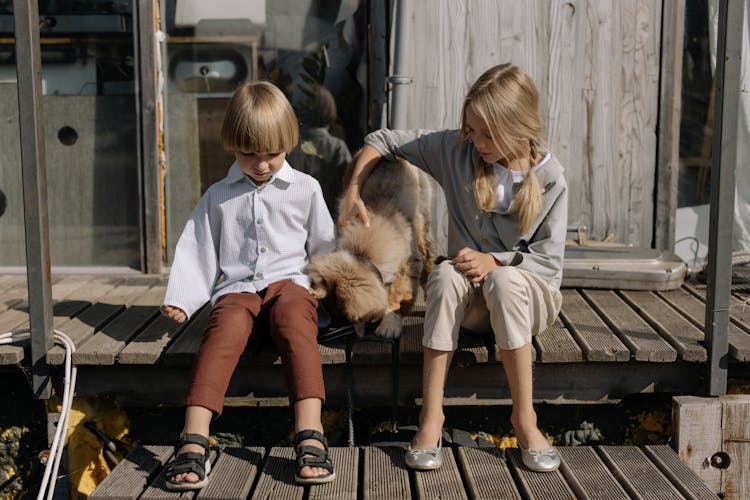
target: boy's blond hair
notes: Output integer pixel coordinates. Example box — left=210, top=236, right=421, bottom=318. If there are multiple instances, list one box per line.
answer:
left=222, top=81, right=299, bottom=153
left=461, top=64, right=544, bottom=235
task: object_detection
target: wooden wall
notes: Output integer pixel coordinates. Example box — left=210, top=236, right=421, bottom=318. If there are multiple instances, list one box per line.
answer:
left=392, top=0, right=672, bottom=247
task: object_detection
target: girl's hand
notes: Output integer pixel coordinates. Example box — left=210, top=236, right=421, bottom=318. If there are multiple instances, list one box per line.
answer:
left=452, top=247, right=501, bottom=284
left=338, top=144, right=382, bottom=229
left=338, top=188, right=370, bottom=228
left=161, top=305, right=187, bottom=323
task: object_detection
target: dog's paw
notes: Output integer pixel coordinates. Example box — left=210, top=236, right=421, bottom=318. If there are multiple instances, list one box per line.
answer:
left=375, top=311, right=402, bottom=339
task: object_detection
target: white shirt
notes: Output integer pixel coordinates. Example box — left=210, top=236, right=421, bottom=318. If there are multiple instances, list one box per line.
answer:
left=164, top=160, right=336, bottom=319
left=491, top=153, right=552, bottom=213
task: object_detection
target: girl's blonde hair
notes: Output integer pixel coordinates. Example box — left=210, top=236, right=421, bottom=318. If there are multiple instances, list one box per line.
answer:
left=461, top=64, right=544, bottom=235
left=221, top=81, right=299, bottom=153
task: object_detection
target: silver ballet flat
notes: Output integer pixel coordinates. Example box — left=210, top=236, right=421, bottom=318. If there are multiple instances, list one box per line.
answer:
left=405, top=439, right=442, bottom=470
left=517, top=442, right=561, bottom=472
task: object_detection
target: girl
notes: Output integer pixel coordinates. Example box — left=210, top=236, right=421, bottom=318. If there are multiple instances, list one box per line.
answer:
left=161, top=81, right=337, bottom=489
left=339, top=64, right=567, bottom=473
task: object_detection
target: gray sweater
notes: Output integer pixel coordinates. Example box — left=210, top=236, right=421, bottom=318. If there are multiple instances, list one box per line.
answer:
left=365, top=128, right=568, bottom=289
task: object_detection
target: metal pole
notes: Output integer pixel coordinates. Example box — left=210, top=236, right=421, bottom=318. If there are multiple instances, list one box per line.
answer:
left=387, top=0, right=413, bottom=129
left=13, top=0, right=54, bottom=399
left=704, top=0, right=743, bottom=396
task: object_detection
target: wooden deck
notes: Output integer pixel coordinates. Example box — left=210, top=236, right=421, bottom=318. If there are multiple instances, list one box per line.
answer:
left=1, top=274, right=750, bottom=405
left=89, top=443, right=719, bottom=499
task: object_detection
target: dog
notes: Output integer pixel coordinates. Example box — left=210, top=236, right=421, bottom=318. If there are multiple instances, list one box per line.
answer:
left=307, top=157, right=436, bottom=338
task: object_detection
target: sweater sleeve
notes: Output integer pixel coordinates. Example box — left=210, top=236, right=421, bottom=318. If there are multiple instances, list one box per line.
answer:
left=489, top=181, right=568, bottom=289
left=364, top=128, right=454, bottom=181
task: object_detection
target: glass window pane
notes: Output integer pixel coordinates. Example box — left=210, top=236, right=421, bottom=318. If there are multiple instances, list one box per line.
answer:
left=0, top=1, right=140, bottom=268
left=164, top=0, right=368, bottom=262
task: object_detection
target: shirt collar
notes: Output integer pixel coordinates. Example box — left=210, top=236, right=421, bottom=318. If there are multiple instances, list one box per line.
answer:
left=225, top=160, right=295, bottom=187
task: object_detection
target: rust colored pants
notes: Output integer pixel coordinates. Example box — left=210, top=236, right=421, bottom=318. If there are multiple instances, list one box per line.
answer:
left=184, top=280, right=324, bottom=416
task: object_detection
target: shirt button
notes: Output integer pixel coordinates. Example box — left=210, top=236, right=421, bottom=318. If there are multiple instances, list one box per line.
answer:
left=256, top=272, right=264, bottom=279
left=260, top=247, right=266, bottom=253
left=256, top=219, right=263, bottom=224
left=485, top=212, right=492, bottom=218
left=482, top=238, right=489, bottom=244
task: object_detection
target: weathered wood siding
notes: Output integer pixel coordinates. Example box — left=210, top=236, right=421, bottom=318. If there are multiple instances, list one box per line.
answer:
left=393, top=0, right=664, bottom=246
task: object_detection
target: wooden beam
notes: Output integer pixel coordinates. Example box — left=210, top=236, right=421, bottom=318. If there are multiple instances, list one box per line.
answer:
left=13, top=0, right=53, bottom=399
left=654, top=0, right=685, bottom=251
left=133, top=0, right=164, bottom=273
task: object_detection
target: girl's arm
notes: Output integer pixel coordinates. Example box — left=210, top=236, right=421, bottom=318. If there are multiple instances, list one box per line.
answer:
left=339, top=144, right=382, bottom=228
left=341, top=128, right=451, bottom=227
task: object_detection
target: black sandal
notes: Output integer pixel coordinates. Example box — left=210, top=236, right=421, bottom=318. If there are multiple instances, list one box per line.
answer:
left=294, top=429, right=336, bottom=484
left=164, top=433, right=212, bottom=491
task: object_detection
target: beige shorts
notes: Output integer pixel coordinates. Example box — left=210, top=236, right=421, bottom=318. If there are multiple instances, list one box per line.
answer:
left=423, top=260, right=562, bottom=351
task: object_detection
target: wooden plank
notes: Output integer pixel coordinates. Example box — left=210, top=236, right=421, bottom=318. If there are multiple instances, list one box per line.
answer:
left=140, top=449, right=218, bottom=499
left=308, top=447, right=358, bottom=500
left=0, top=308, right=31, bottom=364
left=559, top=289, right=630, bottom=361
left=352, top=330, right=406, bottom=366
left=90, top=445, right=172, bottom=500
left=250, top=447, right=304, bottom=500
left=118, top=304, right=198, bottom=365
left=721, top=395, right=750, bottom=499
left=0, top=279, right=29, bottom=313
left=412, top=447, right=467, bottom=500
left=454, top=331, right=490, bottom=366
left=398, top=313, right=424, bottom=365
left=619, top=291, right=707, bottom=362
left=643, top=445, right=718, bottom=500
left=505, top=447, right=575, bottom=499
left=0, top=275, right=23, bottom=292
left=534, top=318, right=583, bottom=363
left=47, top=303, right=124, bottom=365
left=74, top=286, right=165, bottom=365
left=162, top=306, right=212, bottom=366
left=0, top=345, right=24, bottom=365
left=0, top=293, right=95, bottom=365
left=317, top=338, right=348, bottom=365
left=582, top=289, right=677, bottom=362
left=557, top=446, right=629, bottom=499
left=457, top=447, right=520, bottom=500
left=596, top=445, right=683, bottom=499
left=196, top=447, right=264, bottom=500
left=685, top=284, right=750, bottom=335
left=672, top=396, right=722, bottom=493
left=362, top=446, right=411, bottom=500
left=47, top=278, right=151, bottom=364
left=657, top=288, right=750, bottom=361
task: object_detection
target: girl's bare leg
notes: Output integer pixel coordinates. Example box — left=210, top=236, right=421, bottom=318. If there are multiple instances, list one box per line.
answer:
left=498, top=344, right=551, bottom=450
left=412, top=347, right=454, bottom=449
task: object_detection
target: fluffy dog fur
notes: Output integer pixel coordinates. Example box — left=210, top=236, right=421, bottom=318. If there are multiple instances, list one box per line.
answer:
left=308, top=157, right=436, bottom=338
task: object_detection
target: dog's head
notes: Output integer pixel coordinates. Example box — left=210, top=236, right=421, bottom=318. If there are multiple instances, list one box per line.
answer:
left=308, top=251, right=388, bottom=330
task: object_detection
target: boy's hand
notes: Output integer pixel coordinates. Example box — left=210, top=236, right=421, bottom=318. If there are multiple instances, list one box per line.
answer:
left=452, top=247, right=501, bottom=284
left=161, top=305, right=187, bottom=323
